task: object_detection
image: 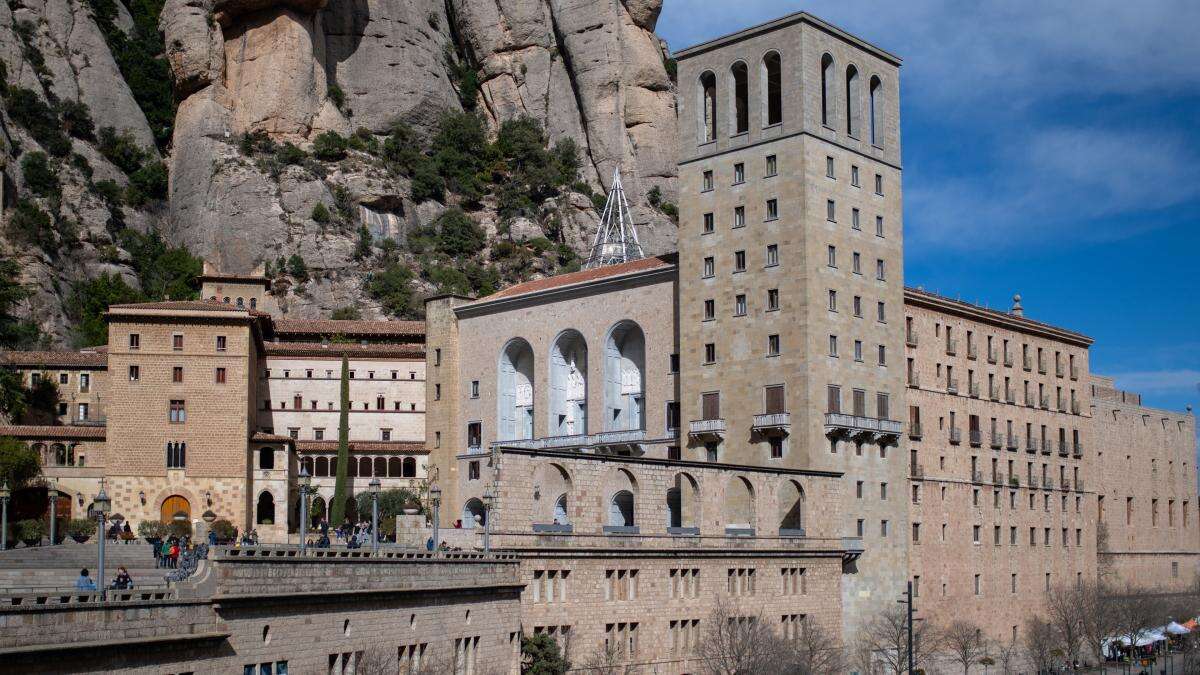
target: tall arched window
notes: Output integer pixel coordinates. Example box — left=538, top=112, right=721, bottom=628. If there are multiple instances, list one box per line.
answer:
left=259, top=447, right=274, bottom=470
left=820, top=54, right=835, bottom=127
left=666, top=472, right=700, bottom=530
left=498, top=339, right=535, bottom=441
left=869, top=76, right=883, bottom=146
left=373, top=457, right=387, bottom=477
left=536, top=463, right=572, bottom=526
left=314, top=456, right=328, bottom=477
left=402, top=457, right=416, bottom=477
left=730, top=61, right=748, bottom=135
left=256, top=491, right=275, bottom=524
left=610, top=490, right=635, bottom=528
left=779, top=480, right=805, bottom=536
left=549, top=331, right=588, bottom=437
left=724, top=476, right=755, bottom=531
left=845, top=65, right=861, bottom=137
left=761, top=51, right=782, bottom=127
left=463, top=498, right=486, bottom=528
left=358, top=456, right=372, bottom=477
left=388, top=457, right=401, bottom=477
left=603, top=322, right=645, bottom=432
left=698, top=71, right=717, bottom=143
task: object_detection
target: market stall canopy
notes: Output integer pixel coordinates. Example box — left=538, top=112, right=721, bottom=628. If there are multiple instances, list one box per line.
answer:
left=1164, top=621, right=1191, bottom=635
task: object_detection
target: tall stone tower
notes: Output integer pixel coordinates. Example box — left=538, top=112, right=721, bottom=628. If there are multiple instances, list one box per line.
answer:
left=674, top=12, right=907, bottom=637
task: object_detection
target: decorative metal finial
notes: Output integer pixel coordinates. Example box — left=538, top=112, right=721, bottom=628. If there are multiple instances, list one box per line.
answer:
left=584, top=167, right=645, bottom=270
left=1011, top=294, right=1023, bottom=317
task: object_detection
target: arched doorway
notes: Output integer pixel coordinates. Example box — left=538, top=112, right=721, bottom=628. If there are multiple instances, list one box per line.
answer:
left=160, top=495, right=191, bottom=524
left=256, top=492, right=275, bottom=524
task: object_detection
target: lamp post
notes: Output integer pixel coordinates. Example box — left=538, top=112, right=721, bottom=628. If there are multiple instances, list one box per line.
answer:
left=298, top=466, right=311, bottom=554
left=429, top=484, right=441, bottom=555
left=47, top=483, right=59, bottom=546
left=482, top=483, right=495, bottom=553
left=369, top=477, right=381, bottom=554
left=93, top=482, right=111, bottom=599
left=0, top=481, right=9, bottom=551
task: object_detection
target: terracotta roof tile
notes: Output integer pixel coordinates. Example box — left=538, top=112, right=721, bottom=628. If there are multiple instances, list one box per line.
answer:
left=263, top=342, right=425, bottom=359
left=0, top=425, right=106, bottom=439
left=0, top=351, right=107, bottom=368
left=479, top=254, right=676, bottom=302
left=107, top=299, right=270, bottom=317
left=250, top=432, right=295, bottom=443
left=295, top=440, right=427, bottom=454
left=273, top=319, right=425, bottom=338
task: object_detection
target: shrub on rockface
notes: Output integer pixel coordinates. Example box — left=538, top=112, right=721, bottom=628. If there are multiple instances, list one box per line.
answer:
left=86, top=0, right=175, bottom=147
left=431, top=208, right=486, bottom=258
left=367, top=262, right=417, bottom=318
left=65, top=273, right=142, bottom=346
left=20, top=152, right=58, bottom=196
left=7, top=200, right=54, bottom=250
left=97, top=127, right=148, bottom=175
left=118, top=230, right=201, bottom=302
left=126, top=160, right=168, bottom=205
left=58, top=99, right=95, bottom=141
left=4, top=86, right=71, bottom=156
left=312, top=131, right=347, bottom=161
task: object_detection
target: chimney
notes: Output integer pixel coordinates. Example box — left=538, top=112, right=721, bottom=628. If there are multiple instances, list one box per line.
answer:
left=1010, top=294, right=1023, bottom=317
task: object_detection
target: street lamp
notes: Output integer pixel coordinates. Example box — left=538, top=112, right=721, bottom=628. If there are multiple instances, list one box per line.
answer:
left=368, top=477, right=381, bottom=554
left=429, top=484, right=442, bottom=555
left=0, top=481, right=9, bottom=551
left=93, top=482, right=111, bottom=599
left=482, top=483, right=495, bottom=553
left=47, top=482, right=59, bottom=546
left=298, top=466, right=311, bottom=554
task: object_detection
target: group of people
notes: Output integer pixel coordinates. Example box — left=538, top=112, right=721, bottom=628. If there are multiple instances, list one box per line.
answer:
left=151, top=537, right=185, bottom=569
left=301, top=518, right=385, bottom=549
left=105, top=520, right=136, bottom=543
left=74, top=566, right=134, bottom=591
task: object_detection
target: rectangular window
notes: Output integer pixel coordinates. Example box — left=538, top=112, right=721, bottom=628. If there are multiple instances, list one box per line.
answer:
left=702, top=170, right=713, bottom=191
left=166, top=441, right=186, bottom=469
left=828, top=289, right=838, bottom=312
left=734, top=294, right=747, bottom=316
left=876, top=258, right=886, bottom=280
left=854, top=340, right=863, bottom=362
left=765, top=155, right=777, bottom=176
left=827, top=385, right=841, bottom=414
left=877, top=301, right=886, bottom=323
left=129, top=333, right=140, bottom=349
left=851, top=165, right=860, bottom=186
left=733, top=250, right=746, bottom=272
left=852, top=207, right=861, bottom=230
left=826, top=156, right=835, bottom=178
left=169, top=400, right=186, bottom=423
left=827, top=245, right=837, bottom=267
left=701, top=392, right=720, bottom=420
left=670, top=354, right=680, bottom=373
left=826, top=199, right=836, bottom=222
left=704, top=343, right=716, bottom=364
left=876, top=215, right=884, bottom=237
left=767, top=334, right=780, bottom=356
left=875, top=173, right=883, bottom=195
left=766, top=199, right=778, bottom=221
left=703, top=299, right=715, bottom=321
left=703, top=256, right=714, bottom=277
left=854, top=296, right=863, bottom=317
left=468, top=461, right=480, bottom=480
left=878, top=345, right=887, bottom=366
left=216, top=335, right=227, bottom=351
left=666, top=402, right=680, bottom=431
left=828, top=335, right=838, bottom=357
left=733, top=162, right=745, bottom=184
left=733, top=206, right=745, bottom=228
left=876, top=393, right=889, bottom=419
left=215, top=367, right=226, bottom=384
left=172, top=334, right=183, bottom=350
left=767, top=289, right=779, bottom=311
left=471, top=380, right=480, bottom=398
left=172, top=366, right=183, bottom=383
left=852, top=252, right=861, bottom=274
left=703, top=213, right=714, bottom=233
left=128, top=365, right=139, bottom=381
left=765, top=244, right=778, bottom=267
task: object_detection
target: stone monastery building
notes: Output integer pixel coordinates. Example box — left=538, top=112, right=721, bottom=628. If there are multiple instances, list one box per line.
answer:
left=1, top=10, right=1196, bottom=671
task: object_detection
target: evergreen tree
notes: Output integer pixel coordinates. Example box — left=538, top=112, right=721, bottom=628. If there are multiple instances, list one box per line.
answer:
left=330, top=355, right=351, bottom=526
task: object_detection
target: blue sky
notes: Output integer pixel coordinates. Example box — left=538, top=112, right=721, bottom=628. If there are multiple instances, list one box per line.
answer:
left=658, top=0, right=1200, bottom=416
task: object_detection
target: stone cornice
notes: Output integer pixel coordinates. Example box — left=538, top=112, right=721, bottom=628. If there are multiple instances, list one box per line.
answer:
left=904, top=287, right=1093, bottom=348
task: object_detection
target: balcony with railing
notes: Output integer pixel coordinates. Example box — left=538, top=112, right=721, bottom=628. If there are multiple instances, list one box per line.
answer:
left=1006, top=389, right=1016, bottom=404
left=987, top=348, right=997, bottom=364
left=824, top=414, right=902, bottom=444
left=911, top=464, right=925, bottom=480
left=969, top=382, right=980, bottom=398
left=1006, top=434, right=1019, bottom=451
left=989, top=383, right=1000, bottom=401
left=1026, top=437, right=1039, bottom=454
left=1004, top=352, right=1014, bottom=367
left=1056, top=363, right=1065, bottom=378
left=908, top=371, right=920, bottom=388
left=909, top=422, right=923, bottom=440
left=906, top=331, right=918, bottom=347
left=949, top=427, right=962, bottom=445
left=1023, top=355, right=1032, bottom=371
left=1057, top=443, right=1069, bottom=458
left=594, top=429, right=648, bottom=452
left=947, top=378, right=959, bottom=395
left=990, top=433, right=1003, bottom=449
left=1042, top=476, right=1053, bottom=489
left=1071, top=400, right=1081, bottom=415
left=1074, top=478, right=1085, bottom=492
left=1057, top=399, right=1068, bottom=413
left=967, top=343, right=978, bottom=360
left=1073, top=441, right=1083, bottom=458
left=1039, top=393, right=1050, bottom=409
left=1037, top=359, right=1047, bottom=375
left=969, top=429, right=982, bottom=446
left=946, top=339, right=958, bottom=356
left=1070, top=365, right=1080, bottom=381
left=1024, top=391, right=1036, bottom=407
left=1040, top=440, right=1052, bottom=456
left=752, top=413, right=791, bottom=435
left=688, top=418, right=726, bottom=441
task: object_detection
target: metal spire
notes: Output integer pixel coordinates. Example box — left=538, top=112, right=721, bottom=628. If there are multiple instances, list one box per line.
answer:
left=584, top=167, right=645, bottom=270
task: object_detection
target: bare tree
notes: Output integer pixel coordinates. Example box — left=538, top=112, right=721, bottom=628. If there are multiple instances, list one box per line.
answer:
left=355, top=646, right=396, bottom=675
left=781, top=619, right=845, bottom=674
left=943, top=621, right=987, bottom=674
left=990, top=636, right=1021, bottom=674
left=1110, top=584, right=1165, bottom=656
left=1044, top=583, right=1083, bottom=665
left=1076, top=581, right=1119, bottom=666
left=696, top=597, right=788, bottom=675
left=578, top=642, right=636, bottom=675
left=1022, top=616, right=1056, bottom=674
left=856, top=605, right=940, bottom=675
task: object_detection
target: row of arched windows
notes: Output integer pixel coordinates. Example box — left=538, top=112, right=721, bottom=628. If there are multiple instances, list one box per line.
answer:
left=299, top=455, right=418, bottom=478
left=32, top=442, right=82, bottom=467
left=498, top=321, right=646, bottom=442
left=699, top=52, right=884, bottom=145
left=209, top=295, right=258, bottom=309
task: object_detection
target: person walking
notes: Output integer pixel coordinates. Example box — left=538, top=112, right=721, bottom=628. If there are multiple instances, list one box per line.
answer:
left=160, top=539, right=172, bottom=569
left=151, top=538, right=162, bottom=568
left=75, top=568, right=96, bottom=590
left=168, top=540, right=180, bottom=569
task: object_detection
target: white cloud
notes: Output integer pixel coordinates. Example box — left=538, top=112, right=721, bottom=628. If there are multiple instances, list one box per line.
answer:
left=1109, top=369, right=1200, bottom=396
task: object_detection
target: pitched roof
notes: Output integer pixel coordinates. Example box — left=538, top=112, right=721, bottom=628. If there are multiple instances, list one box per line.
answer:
left=478, top=254, right=677, bottom=302
left=263, top=342, right=425, bottom=359
left=0, top=351, right=107, bottom=368
left=294, top=440, right=427, bottom=454
left=250, top=432, right=295, bottom=444
left=273, top=319, right=425, bottom=339
left=107, top=299, right=271, bottom=318
left=0, top=425, right=106, bottom=440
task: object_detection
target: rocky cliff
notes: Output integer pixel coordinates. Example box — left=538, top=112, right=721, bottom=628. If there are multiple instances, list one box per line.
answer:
left=0, top=0, right=677, bottom=344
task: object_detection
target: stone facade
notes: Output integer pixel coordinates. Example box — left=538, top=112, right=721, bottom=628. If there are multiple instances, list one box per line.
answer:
left=673, top=13, right=909, bottom=638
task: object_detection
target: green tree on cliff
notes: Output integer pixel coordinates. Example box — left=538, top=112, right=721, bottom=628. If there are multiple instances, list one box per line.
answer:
left=330, top=355, right=351, bottom=526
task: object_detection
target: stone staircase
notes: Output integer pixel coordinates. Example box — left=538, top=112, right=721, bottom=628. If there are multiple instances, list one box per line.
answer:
left=0, top=539, right=165, bottom=590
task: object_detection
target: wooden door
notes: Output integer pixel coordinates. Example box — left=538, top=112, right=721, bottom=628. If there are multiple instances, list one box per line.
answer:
left=160, top=495, right=190, bottom=523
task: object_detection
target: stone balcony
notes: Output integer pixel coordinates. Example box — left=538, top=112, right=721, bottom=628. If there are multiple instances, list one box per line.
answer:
left=752, top=413, right=791, bottom=435
left=496, top=429, right=649, bottom=454
left=823, top=413, right=901, bottom=444
left=688, top=418, right=726, bottom=441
